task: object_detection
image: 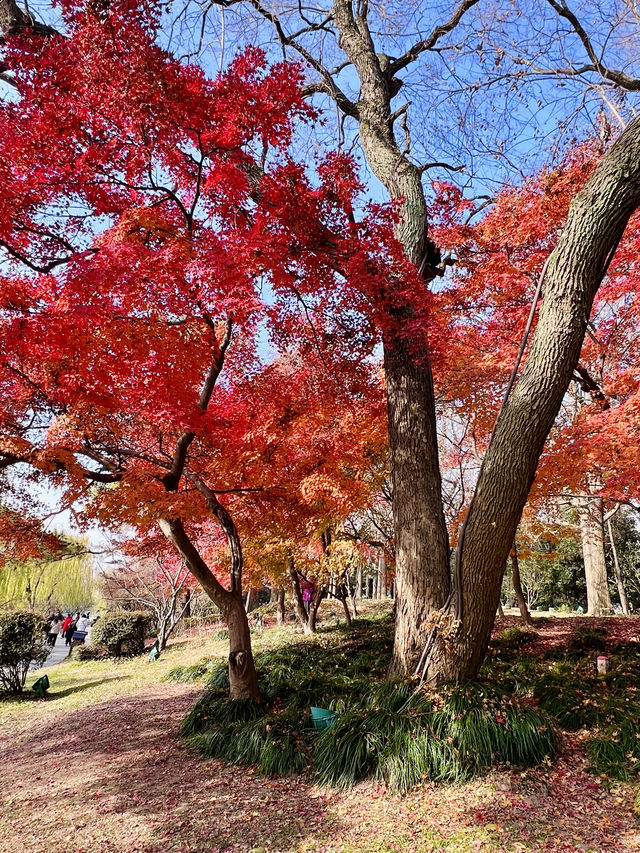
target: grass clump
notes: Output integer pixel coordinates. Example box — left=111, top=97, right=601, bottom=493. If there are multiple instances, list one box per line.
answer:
left=588, top=720, right=640, bottom=781
left=182, top=616, right=558, bottom=791
left=164, top=656, right=218, bottom=683
left=567, top=625, right=608, bottom=654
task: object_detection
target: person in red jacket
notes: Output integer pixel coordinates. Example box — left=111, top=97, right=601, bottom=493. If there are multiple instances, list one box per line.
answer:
left=61, top=614, right=73, bottom=646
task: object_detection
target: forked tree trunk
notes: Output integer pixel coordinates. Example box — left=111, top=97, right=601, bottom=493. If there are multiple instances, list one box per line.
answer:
left=511, top=546, right=534, bottom=626
left=158, top=516, right=260, bottom=700
left=577, top=496, right=613, bottom=616
left=329, top=3, right=640, bottom=683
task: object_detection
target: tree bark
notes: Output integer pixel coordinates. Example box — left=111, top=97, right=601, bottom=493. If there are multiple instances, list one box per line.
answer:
left=288, top=560, right=316, bottom=634
left=331, top=3, right=451, bottom=673
left=577, top=496, right=613, bottom=616
left=426, top=115, right=640, bottom=681
left=607, top=517, right=630, bottom=615
left=158, top=516, right=260, bottom=700
left=377, top=551, right=387, bottom=599
left=511, top=546, right=534, bottom=626
left=276, top=587, right=285, bottom=626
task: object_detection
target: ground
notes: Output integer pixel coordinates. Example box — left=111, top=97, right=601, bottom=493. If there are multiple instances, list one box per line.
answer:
left=1, top=611, right=638, bottom=853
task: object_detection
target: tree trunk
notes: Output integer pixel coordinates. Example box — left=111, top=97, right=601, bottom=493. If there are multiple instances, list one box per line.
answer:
left=378, top=551, right=387, bottom=599
left=356, top=562, right=363, bottom=599
left=607, top=517, right=630, bottom=615
left=276, top=587, right=285, bottom=626
left=577, top=496, right=612, bottom=616
left=183, top=589, right=191, bottom=618
left=289, top=560, right=315, bottom=635
left=226, top=593, right=260, bottom=700
left=158, top=516, right=260, bottom=700
left=308, top=587, right=326, bottom=633
left=511, top=546, right=534, bottom=626
left=332, top=1, right=451, bottom=675
left=424, top=115, right=640, bottom=682
left=340, top=591, right=353, bottom=626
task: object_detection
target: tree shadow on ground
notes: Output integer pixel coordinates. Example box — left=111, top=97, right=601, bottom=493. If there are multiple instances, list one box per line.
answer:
left=0, top=685, right=341, bottom=853
left=48, top=675, right=130, bottom=699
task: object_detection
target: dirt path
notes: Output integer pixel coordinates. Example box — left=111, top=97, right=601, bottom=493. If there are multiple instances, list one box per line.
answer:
left=1, top=677, right=638, bottom=853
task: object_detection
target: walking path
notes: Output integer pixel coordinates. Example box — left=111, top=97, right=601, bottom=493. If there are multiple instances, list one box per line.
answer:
left=43, top=625, right=93, bottom=668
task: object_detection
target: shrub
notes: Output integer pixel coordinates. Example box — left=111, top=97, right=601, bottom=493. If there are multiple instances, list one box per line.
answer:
left=73, top=644, right=110, bottom=661
left=91, top=610, right=150, bottom=657
left=568, top=625, right=608, bottom=654
left=0, top=610, right=49, bottom=694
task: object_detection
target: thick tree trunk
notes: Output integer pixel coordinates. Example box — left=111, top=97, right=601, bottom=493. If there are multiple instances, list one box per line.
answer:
left=426, top=116, right=640, bottom=682
left=577, top=496, right=613, bottom=616
left=607, top=517, right=630, bottom=615
left=511, top=546, right=534, bottom=626
left=331, top=1, right=456, bottom=674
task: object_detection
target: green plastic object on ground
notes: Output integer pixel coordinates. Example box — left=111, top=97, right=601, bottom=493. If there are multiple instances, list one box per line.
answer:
left=32, top=674, right=50, bottom=698
left=310, top=706, right=337, bottom=731
left=149, top=640, right=160, bottom=661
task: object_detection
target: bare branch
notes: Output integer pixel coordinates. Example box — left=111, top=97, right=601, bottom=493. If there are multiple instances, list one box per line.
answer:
left=388, top=0, right=481, bottom=76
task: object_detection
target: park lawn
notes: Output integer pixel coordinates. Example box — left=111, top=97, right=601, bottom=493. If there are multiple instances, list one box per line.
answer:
left=0, top=613, right=638, bottom=853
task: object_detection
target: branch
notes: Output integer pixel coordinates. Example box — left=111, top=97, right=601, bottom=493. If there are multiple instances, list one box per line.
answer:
left=388, top=0, right=481, bottom=75
left=162, top=316, right=232, bottom=491
left=544, top=0, right=640, bottom=91
left=157, top=516, right=231, bottom=608
left=216, top=0, right=359, bottom=117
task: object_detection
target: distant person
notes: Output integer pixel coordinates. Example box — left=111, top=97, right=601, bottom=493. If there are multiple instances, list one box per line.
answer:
left=47, top=617, right=62, bottom=647
left=61, top=613, right=73, bottom=641
left=76, top=614, right=90, bottom=632
left=64, top=614, right=77, bottom=646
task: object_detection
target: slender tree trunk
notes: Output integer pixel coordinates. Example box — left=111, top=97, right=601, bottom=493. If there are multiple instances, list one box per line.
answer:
left=308, top=587, right=326, bottom=633
left=607, top=517, right=630, bottom=615
left=497, top=602, right=505, bottom=617
left=356, top=562, right=363, bottom=599
left=511, top=546, right=534, bottom=626
left=378, top=551, right=387, bottom=599
left=340, top=591, right=352, bottom=626
left=158, top=516, right=260, bottom=700
left=183, top=589, right=191, bottom=618
left=276, top=587, right=285, bottom=626
left=288, top=560, right=315, bottom=635
left=245, top=587, right=256, bottom=613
